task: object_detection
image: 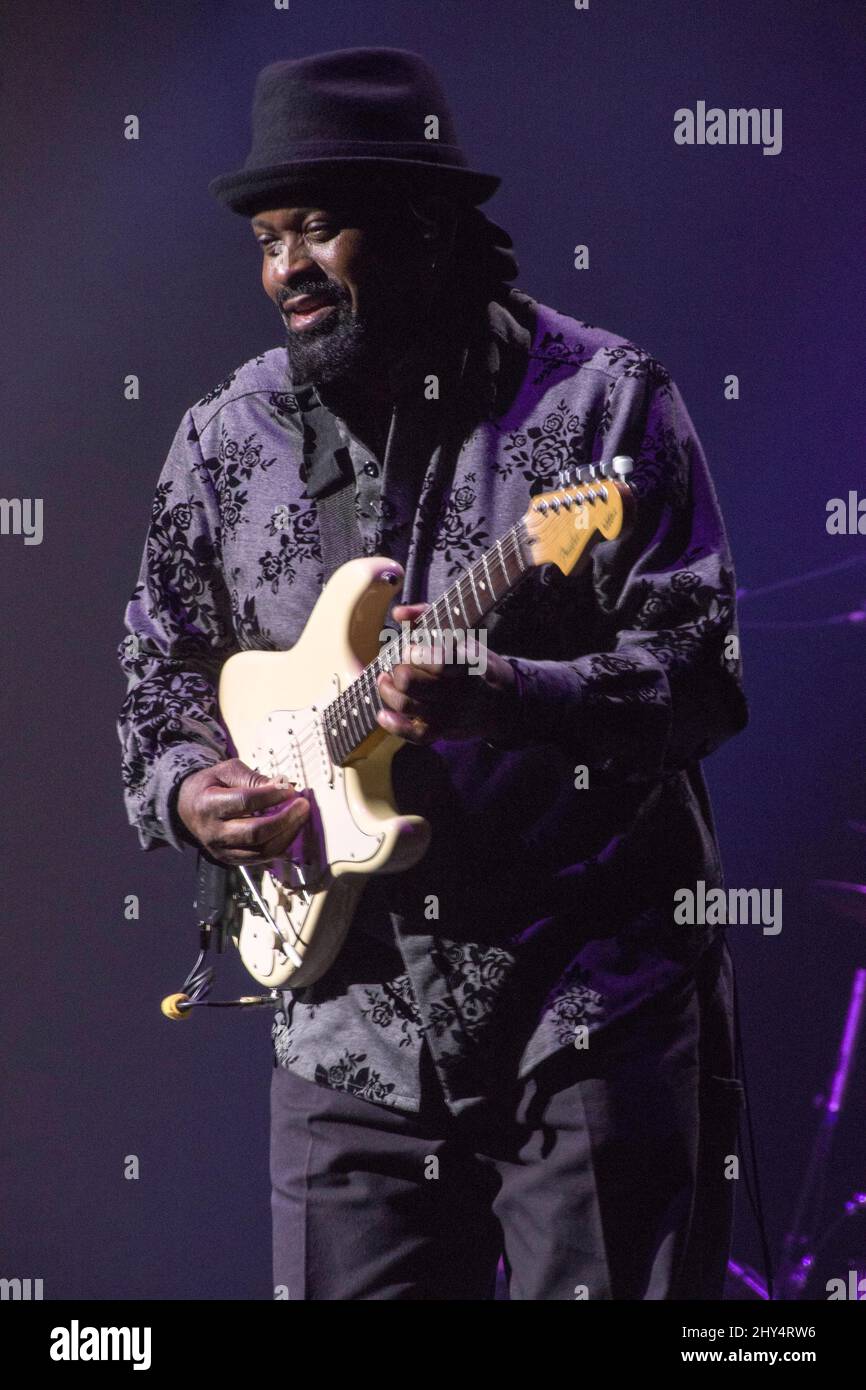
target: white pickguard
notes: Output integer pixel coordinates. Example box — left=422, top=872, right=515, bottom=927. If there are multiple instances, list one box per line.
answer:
left=238, top=679, right=386, bottom=982
left=217, top=556, right=432, bottom=987
left=252, top=678, right=386, bottom=875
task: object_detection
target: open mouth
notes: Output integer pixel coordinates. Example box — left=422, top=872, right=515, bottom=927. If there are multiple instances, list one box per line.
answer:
left=282, top=295, right=338, bottom=332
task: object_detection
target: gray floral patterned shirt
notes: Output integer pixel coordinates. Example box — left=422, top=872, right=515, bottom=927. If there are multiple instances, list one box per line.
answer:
left=116, top=287, right=748, bottom=1115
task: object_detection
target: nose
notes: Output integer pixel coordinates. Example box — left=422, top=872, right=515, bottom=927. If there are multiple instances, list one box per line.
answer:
left=266, top=234, right=316, bottom=284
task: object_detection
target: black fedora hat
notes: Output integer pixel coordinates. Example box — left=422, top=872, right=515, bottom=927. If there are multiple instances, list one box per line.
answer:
left=209, top=47, right=501, bottom=215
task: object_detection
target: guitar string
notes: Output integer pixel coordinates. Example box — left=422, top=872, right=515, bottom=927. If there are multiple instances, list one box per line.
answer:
left=241, top=488, right=610, bottom=937
left=261, top=525, right=531, bottom=772
left=246, top=526, right=529, bottom=932
left=261, top=491, right=601, bottom=773
left=265, top=480, right=609, bottom=771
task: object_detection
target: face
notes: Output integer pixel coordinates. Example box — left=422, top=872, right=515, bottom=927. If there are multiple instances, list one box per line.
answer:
left=250, top=184, right=434, bottom=392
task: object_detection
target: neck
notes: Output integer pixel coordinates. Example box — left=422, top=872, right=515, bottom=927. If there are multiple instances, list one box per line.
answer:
left=314, top=380, right=394, bottom=460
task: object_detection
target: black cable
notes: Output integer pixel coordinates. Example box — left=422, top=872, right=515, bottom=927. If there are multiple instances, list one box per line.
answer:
left=730, top=948, right=776, bottom=1299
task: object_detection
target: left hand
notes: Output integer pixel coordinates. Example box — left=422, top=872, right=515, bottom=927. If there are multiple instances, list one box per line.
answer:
left=375, top=603, right=519, bottom=745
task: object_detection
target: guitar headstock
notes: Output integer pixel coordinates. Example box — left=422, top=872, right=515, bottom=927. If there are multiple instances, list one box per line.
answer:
left=521, top=455, right=635, bottom=575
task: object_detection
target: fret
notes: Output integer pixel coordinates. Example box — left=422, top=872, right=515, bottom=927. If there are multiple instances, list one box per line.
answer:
left=466, top=562, right=482, bottom=622
left=455, top=572, right=474, bottom=626
left=355, top=684, right=377, bottom=742
left=325, top=517, right=535, bottom=764
left=479, top=551, right=493, bottom=603
left=334, top=696, right=353, bottom=755
left=341, top=689, right=359, bottom=747
left=414, top=619, right=438, bottom=663
left=501, top=531, right=522, bottom=587
left=360, top=668, right=380, bottom=731
left=447, top=581, right=467, bottom=629
left=379, top=639, right=396, bottom=674
left=431, top=595, right=452, bottom=637
left=326, top=705, right=349, bottom=764
left=361, top=673, right=378, bottom=732
left=344, top=687, right=364, bottom=746
left=494, top=538, right=510, bottom=592
left=512, top=525, right=527, bottom=571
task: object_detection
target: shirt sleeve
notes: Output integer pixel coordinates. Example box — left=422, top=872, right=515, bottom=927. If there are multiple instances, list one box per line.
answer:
left=504, top=366, right=748, bottom=782
left=116, top=409, right=238, bottom=852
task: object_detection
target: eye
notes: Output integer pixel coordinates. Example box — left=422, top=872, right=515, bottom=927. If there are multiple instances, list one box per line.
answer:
left=303, top=222, right=337, bottom=242
left=256, top=223, right=338, bottom=255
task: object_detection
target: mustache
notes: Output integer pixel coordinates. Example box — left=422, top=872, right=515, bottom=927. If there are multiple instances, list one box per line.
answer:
left=278, top=280, right=349, bottom=312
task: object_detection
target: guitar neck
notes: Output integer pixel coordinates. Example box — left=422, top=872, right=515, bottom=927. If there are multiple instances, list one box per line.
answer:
left=323, top=520, right=530, bottom=764
left=320, top=457, right=636, bottom=766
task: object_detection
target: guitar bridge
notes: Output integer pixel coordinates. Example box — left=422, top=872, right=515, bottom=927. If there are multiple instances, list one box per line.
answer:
left=236, top=865, right=313, bottom=910
left=235, top=866, right=304, bottom=970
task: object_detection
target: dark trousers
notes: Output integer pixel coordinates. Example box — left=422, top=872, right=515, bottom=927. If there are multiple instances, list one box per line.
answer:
left=269, top=938, right=743, bottom=1300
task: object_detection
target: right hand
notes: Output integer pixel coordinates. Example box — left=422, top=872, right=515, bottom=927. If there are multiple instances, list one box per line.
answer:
left=175, top=757, right=311, bottom=867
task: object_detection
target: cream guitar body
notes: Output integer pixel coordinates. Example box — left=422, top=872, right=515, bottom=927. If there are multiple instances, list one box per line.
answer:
left=217, top=457, right=635, bottom=990
left=218, top=557, right=431, bottom=989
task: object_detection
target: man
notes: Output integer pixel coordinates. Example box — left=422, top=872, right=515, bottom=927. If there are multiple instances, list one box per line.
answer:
left=117, top=47, right=749, bottom=1300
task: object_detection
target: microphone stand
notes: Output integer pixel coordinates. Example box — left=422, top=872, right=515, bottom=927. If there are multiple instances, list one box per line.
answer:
left=776, top=966, right=866, bottom=1297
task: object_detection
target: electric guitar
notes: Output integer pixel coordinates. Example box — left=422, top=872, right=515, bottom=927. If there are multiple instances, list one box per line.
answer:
left=217, top=456, right=635, bottom=988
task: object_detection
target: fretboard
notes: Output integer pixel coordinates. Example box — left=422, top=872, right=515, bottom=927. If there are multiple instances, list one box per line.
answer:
left=323, top=520, right=529, bottom=764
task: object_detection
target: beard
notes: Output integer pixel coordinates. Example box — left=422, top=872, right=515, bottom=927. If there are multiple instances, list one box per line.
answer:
left=282, top=280, right=402, bottom=391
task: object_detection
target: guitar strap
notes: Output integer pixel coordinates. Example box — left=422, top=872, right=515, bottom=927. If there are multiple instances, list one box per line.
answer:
left=315, top=462, right=364, bottom=582
left=294, top=380, right=365, bottom=582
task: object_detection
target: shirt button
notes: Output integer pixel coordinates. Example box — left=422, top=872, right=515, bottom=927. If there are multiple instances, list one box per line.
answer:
left=363, top=461, right=379, bottom=477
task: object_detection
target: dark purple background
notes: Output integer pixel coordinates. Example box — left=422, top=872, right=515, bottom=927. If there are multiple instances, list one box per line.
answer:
left=2, top=0, right=864, bottom=1299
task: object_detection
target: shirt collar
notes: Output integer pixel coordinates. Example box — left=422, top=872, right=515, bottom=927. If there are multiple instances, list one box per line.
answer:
left=284, top=290, right=535, bottom=500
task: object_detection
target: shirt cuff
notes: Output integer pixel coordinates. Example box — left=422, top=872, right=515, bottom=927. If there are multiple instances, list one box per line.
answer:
left=149, top=745, right=223, bottom=852
left=483, top=656, right=536, bottom=750
left=484, top=654, right=586, bottom=751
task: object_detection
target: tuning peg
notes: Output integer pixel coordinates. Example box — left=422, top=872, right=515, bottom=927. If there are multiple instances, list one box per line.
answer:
left=612, top=455, right=634, bottom=479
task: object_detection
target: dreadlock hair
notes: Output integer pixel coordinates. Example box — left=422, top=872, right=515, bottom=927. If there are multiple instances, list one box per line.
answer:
left=387, top=173, right=520, bottom=304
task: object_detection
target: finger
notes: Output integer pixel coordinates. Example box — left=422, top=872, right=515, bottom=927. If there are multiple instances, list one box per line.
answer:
left=377, top=672, right=432, bottom=720
left=405, top=645, right=448, bottom=676
left=375, top=707, right=433, bottom=745
left=391, top=602, right=429, bottom=624
left=403, top=641, right=464, bottom=681
left=235, top=805, right=312, bottom=864
left=386, top=661, right=443, bottom=693
left=205, top=780, right=300, bottom=822
left=210, top=797, right=311, bottom=861
left=382, top=664, right=451, bottom=698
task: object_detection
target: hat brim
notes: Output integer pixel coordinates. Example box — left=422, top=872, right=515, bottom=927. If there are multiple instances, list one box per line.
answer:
left=209, top=157, right=501, bottom=214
